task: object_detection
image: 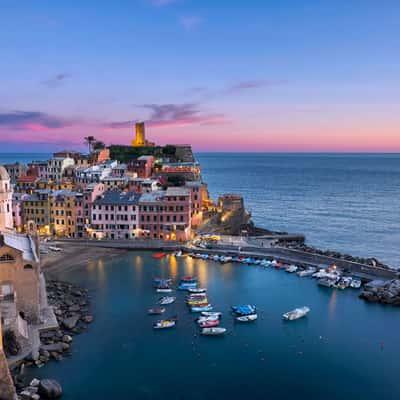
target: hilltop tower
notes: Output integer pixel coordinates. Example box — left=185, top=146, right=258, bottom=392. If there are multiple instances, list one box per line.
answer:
left=0, top=165, right=13, bottom=231
left=131, top=122, right=155, bottom=147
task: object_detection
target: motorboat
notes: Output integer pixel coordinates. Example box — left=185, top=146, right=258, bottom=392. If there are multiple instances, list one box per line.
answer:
left=318, top=277, right=336, bottom=287
left=285, top=265, right=298, bottom=273
left=201, top=327, right=226, bottom=336
left=156, top=287, right=172, bottom=293
left=231, top=305, right=257, bottom=316
left=191, top=305, right=213, bottom=312
left=283, top=306, right=310, bottom=321
left=147, top=307, right=166, bottom=315
left=350, top=278, right=362, bottom=289
left=199, top=319, right=219, bottom=328
left=297, top=267, right=316, bottom=277
left=158, top=296, right=176, bottom=305
left=197, top=315, right=219, bottom=323
left=201, top=311, right=222, bottom=317
left=188, top=288, right=207, bottom=293
left=153, top=317, right=177, bottom=329
left=178, top=283, right=197, bottom=290
left=236, top=314, right=258, bottom=322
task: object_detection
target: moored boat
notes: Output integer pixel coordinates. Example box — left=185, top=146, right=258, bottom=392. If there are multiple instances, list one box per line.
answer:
left=153, top=317, right=177, bottom=329
left=201, top=311, right=222, bottom=317
left=147, top=307, right=166, bottom=315
left=199, top=319, right=220, bottom=328
left=191, top=305, right=213, bottom=312
left=350, top=278, right=362, bottom=289
left=158, top=296, right=176, bottom=305
left=285, top=265, right=298, bottom=273
left=152, top=252, right=167, bottom=259
left=297, top=267, right=316, bottom=277
left=156, top=287, right=173, bottom=293
left=231, top=304, right=257, bottom=316
left=201, top=327, right=226, bottom=336
left=188, top=287, right=207, bottom=293
left=236, top=314, right=258, bottom=322
left=283, top=306, right=310, bottom=321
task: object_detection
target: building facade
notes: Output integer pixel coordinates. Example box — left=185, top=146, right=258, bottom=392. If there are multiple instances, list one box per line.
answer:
left=0, top=167, right=13, bottom=232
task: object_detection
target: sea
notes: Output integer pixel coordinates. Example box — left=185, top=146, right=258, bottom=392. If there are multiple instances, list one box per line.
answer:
left=1, top=152, right=400, bottom=399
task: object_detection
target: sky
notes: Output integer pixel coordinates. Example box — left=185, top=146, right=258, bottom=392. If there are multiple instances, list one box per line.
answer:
left=1, top=0, right=400, bottom=152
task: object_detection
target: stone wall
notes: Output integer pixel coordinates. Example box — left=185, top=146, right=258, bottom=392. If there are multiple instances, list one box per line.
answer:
left=0, top=318, right=16, bottom=400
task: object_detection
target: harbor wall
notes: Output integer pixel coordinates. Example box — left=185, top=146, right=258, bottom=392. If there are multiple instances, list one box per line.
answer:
left=0, top=317, right=17, bottom=400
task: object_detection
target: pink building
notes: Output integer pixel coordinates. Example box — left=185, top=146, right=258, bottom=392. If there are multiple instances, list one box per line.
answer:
left=139, top=187, right=191, bottom=241
left=127, top=156, right=154, bottom=178
left=81, top=182, right=105, bottom=225
left=90, top=190, right=140, bottom=239
left=185, top=181, right=209, bottom=228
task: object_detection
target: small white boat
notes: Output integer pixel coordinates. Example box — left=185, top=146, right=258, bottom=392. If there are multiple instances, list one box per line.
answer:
left=283, top=306, right=310, bottom=321
left=49, top=246, right=62, bottom=252
left=158, top=296, right=176, bottom=305
left=201, top=311, right=222, bottom=317
left=236, top=314, right=258, bottom=322
left=201, top=327, right=226, bottom=336
left=156, top=288, right=173, bottom=293
left=285, top=265, right=298, bottom=273
left=297, top=267, right=316, bottom=277
left=350, top=278, right=362, bottom=289
left=197, top=315, right=220, bottom=323
left=188, top=288, right=207, bottom=293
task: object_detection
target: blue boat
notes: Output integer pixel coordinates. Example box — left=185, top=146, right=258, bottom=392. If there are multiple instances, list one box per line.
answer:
left=178, top=283, right=197, bottom=290
left=191, top=305, right=213, bottom=312
left=231, top=305, right=257, bottom=316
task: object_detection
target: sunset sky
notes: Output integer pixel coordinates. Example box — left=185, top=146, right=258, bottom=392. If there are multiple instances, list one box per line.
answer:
left=1, top=0, right=399, bottom=152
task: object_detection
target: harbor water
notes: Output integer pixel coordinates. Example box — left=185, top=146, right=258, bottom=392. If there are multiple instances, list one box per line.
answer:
left=26, top=253, right=400, bottom=399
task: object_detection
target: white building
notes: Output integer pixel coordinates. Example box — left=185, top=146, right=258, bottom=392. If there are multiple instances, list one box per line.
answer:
left=46, top=157, right=75, bottom=181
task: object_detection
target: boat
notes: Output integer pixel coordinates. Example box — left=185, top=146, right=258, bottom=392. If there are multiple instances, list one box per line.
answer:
left=197, top=315, right=219, bottom=323
left=174, top=250, right=183, bottom=257
left=158, top=296, right=176, bottom=305
left=283, top=306, right=310, bottom=321
left=153, top=317, right=177, bottom=329
left=152, top=252, right=167, bottom=259
left=350, top=278, right=362, bottom=289
left=147, top=307, right=166, bottom=315
left=156, top=287, right=173, bottom=293
left=236, top=314, right=258, bottom=322
left=49, top=246, right=62, bottom=252
left=199, top=319, right=219, bottom=328
left=188, top=287, right=207, bottom=293
left=317, top=277, right=336, bottom=287
left=191, top=305, right=213, bottom=312
left=231, top=304, right=257, bottom=316
left=178, top=284, right=197, bottom=290
left=285, top=265, right=298, bottom=273
left=201, top=311, right=222, bottom=317
left=201, top=327, right=226, bottom=336
left=297, top=267, right=316, bottom=277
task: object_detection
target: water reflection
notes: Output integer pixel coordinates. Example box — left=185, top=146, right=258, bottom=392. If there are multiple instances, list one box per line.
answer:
left=328, top=289, right=337, bottom=317
left=168, top=255, right=178, bottom=280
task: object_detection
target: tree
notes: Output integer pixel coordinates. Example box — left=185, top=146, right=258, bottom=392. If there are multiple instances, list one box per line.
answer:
left=162, top=145, right=176, bottom=156
left=92, top=140, right=106, bottom=150
left=84, top=136, right=96, bottom=153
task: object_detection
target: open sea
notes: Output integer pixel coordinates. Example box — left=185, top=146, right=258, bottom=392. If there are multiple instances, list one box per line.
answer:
left=1, top=152, right=400, bottom=399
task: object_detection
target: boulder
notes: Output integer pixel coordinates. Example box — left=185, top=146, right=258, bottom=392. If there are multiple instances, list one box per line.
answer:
left=38, top=379, right=63, bottom=399
left=62, top=315, right=80, bottom=329
left=30, top=379, right=40, bottom=387
left=62, top=335, right=73, bottom=344
left=41, top=343, right=64, bottom=353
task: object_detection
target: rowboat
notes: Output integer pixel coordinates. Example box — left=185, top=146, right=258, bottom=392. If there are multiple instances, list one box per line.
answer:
left=199, top=319, right=219, bottom=328
left=152, top=252, right=167, bottom=259
left=283, top=306, right=310, bottom=321
left=188, top=288, right=207, bottom=293
left=153, top=319, right=176, bottom=329
left=201, top=311, right=222, bottom=317
left=191, top=305, right=213, bottom=312
left=156, top=288, right=173, bottom=293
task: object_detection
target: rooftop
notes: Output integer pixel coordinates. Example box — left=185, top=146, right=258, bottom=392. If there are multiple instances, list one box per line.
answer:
left=139, top=190, right=165, bottom=203
left=166, top=187, right=190, bottom=196
left=94, top=190, right=141, bottom=205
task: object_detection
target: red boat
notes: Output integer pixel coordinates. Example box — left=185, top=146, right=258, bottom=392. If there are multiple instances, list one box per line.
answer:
left=199, top=319, right=220, bottom=328
left=152, top=252, right=167, bottom=259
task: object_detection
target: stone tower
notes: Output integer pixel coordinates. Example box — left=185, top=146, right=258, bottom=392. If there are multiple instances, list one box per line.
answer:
left=0, top=166, right=13, bottom=231
left=132, top=122, right=145, bottom=147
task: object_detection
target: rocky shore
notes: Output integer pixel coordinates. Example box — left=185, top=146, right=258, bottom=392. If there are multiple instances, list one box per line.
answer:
left=359, top=279, right=400, bottom=306
left=13, top=280, right=94, bottom=399
left=281, top=241, right=393, bottom=271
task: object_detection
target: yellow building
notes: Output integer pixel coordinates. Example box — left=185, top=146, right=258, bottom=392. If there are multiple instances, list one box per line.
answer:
left=131, top=122, right=155, bottom=147
left=22, top=190, right=51, bottom=235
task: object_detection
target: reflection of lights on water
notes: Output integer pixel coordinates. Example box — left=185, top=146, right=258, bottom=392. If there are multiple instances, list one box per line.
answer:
left=169, top=256, right=178, bottom=279
left=197, top=261, right=208, bottom=287
left=328, top=290, right=337, bottom=316
left=96, top=258, right=105, bottom=287
left=134, top=255, right=143, bottom=283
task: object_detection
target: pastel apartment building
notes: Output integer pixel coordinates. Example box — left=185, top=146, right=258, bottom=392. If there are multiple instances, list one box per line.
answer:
left=90, top=190, right=140, bottom=239
left=46, top=157, right=75, bottom=181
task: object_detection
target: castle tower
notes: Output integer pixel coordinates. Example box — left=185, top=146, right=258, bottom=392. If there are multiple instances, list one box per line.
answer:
left=0, top=166, right=13, bottom=231
left=132, top=122, right=146, bottom=147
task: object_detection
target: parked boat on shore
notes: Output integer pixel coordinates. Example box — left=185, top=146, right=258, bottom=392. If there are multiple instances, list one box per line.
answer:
left=283, top=306, right=310, bottom=321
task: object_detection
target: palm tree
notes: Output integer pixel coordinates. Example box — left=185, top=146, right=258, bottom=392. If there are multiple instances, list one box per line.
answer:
left=84, top=136, right=95, bottom=153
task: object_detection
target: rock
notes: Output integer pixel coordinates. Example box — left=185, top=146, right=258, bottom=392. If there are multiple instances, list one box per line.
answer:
left=62, top=335, right=73, bottom=344
left=30, top=379, right=40, bottom=387
left=68, top=304, right=80, bottom=312
left=81, top=315, right=93, bottom=323
left=31, top=394, right=40, bottom=400
left=62, top=315, right=80, bottom=329
left=38, top=379, right=63, bottom=399
left=20, top=390, right=32, bottom=400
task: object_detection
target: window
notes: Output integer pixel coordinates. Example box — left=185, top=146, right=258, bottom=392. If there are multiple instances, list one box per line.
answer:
left=0, top=254, right=14, bottom=262
left=24, top=264, right=33, bottom=270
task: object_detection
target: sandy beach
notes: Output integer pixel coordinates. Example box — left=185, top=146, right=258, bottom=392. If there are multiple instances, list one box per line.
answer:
left=41, top=244, right=127, bottom=278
